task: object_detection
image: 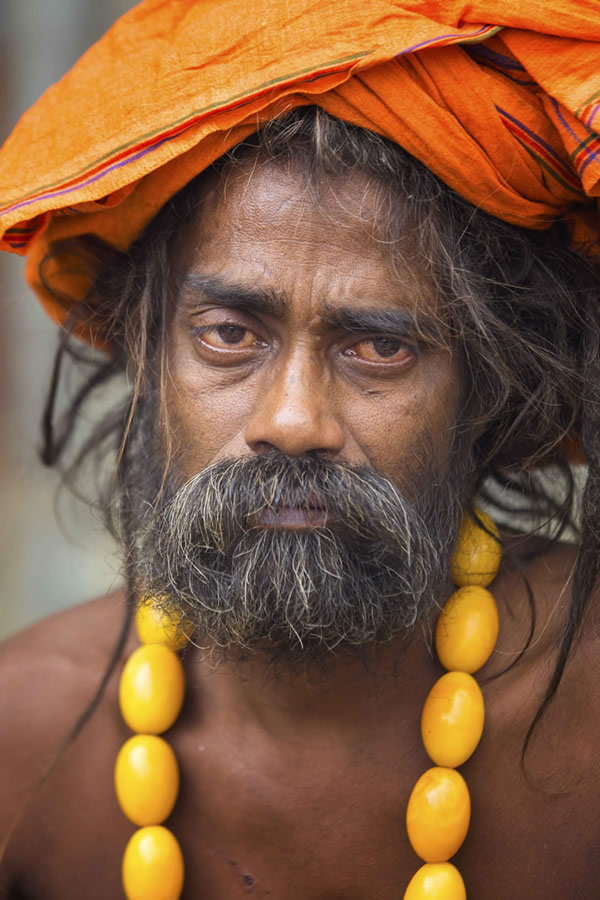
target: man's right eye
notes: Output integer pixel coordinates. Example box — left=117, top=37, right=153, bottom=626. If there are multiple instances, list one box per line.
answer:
left=209, top=324, right=251, bottom=345
left=191, top=323, right=266, bottom=353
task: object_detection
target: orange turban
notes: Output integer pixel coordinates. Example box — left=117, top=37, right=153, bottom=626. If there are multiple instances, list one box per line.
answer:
left=0, top=0, right=599, bottom=336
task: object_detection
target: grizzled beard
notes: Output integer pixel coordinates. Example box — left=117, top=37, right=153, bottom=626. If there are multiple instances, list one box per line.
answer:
left=133, top=447, right=470, bottom=663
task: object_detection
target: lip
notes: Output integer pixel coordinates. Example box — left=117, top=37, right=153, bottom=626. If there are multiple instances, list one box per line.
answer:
left=255, top=507, right=332, bottom=530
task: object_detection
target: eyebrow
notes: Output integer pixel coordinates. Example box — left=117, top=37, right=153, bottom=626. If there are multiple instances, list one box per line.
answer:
left=323, top=306, right=439, bottom=343
left=178, top=273, right=287, bottom=318
left=178, top=272, right=441, bottom=342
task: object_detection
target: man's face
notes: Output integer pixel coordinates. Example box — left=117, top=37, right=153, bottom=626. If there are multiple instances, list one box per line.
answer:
left=137, top=159, right=469, bottom=658
left=167, top=161, right=460, bottom=490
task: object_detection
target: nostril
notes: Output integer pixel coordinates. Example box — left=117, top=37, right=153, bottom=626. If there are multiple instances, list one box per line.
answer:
left=250, top=440, right=279, bottom=456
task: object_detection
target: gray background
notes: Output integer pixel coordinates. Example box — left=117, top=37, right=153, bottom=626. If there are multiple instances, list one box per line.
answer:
left=0, top=1, right=135, bottom=639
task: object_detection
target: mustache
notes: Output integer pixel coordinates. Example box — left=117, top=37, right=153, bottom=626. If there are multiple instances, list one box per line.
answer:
left=153, top=450, right=437, bottom=559
left=136, top=450, right=464, bottom=657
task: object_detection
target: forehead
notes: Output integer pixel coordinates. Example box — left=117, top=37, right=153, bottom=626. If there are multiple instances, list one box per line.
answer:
left=173, top=158, right=439, bottom=326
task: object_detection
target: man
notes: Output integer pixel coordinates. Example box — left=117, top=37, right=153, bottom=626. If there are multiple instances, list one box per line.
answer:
left=0, top=2, right=599, bottom=898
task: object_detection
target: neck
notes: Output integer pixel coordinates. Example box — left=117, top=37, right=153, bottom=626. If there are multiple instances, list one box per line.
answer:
left=188, top=627, right=442, bottom=744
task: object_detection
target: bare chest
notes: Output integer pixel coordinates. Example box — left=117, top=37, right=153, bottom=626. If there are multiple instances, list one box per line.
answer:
left=13, top=719, right=600, bottom=900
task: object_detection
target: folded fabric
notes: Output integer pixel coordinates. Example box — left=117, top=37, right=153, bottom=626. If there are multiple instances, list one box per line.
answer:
left=0, top=0, right=599, bottom=338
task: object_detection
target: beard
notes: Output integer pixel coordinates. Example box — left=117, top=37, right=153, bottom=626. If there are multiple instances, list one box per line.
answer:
left=130, top=438, right=472, bottom=662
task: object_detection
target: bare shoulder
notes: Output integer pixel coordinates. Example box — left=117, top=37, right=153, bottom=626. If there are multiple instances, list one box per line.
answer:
left=1, top=590, right=130, bottom=664
left=0, top=591, right=132, bottom=733
left=0, top=592, right=134, bottom=888
left=0, top=589, right=132, bottom=769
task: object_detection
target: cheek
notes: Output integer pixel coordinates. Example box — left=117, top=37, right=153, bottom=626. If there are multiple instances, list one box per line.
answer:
left=164, top=351, right=255, bottom=478
left=343, top=358, right=462, bottom=484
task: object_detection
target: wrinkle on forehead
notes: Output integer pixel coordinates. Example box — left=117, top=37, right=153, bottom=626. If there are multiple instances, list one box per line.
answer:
left=173, top=156, right=447, bottom=343
left=184, top=155, right=395, bottom=246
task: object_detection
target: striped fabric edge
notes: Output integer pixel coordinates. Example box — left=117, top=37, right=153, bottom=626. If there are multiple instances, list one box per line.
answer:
left=572, top=134, right=600, bottom=177
left=496, top=105, right=584, bottom=195
left=1, top=22, right=503, bottom=239
left=576, top=88, right=600, bottom=130
left=547, top=96, right=600, bottom=182
left=466, top=44, right=537, bottom=86
left=3, top=215, right=45, bottom=250
left=0, top=52, right=368, bottom=220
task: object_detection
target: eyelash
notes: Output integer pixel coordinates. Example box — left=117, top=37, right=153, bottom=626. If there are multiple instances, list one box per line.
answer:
left=189, top=322, right=418, bottom=368
left=190, top=323, right=266, bottom=347
left=342, top=336, right=417, bottom=363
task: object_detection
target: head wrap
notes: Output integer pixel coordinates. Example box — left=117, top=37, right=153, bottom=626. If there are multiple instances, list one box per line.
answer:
left=0, top=0, right=599, bottom=338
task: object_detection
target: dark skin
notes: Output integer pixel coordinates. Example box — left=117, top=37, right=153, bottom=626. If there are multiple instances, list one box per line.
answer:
left=1, top=163, right=600, bottom=899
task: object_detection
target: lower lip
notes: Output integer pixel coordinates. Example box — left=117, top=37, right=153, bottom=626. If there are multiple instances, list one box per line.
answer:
left=256, top=508, right=331, bottom=530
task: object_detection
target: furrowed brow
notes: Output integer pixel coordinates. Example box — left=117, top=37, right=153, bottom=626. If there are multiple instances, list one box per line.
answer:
left=178, top=272, right=288, bottom=318
left=323, top=306, right=441, bottom=343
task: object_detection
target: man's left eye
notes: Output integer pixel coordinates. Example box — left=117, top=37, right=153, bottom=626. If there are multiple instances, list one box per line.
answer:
left=347, top=337, right=414, bottom=363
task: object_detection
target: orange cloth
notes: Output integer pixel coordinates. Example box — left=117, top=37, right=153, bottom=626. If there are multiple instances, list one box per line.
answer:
left=0, top=0, right=599, bottom=338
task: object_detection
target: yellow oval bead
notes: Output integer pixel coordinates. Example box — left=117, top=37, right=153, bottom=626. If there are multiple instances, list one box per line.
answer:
left=450, top=509, right=501, bottom=587
left=115, top=735, right=180, bottom=826
left=122, top=825, right=184, bottom=900
left=421, top=671, right=485, bottom=768
left=119, top=645, right=185, bottom=734
left=406, top=767, right=470, bottom=863
left=136, top=598, right=190, bottom=650
left=435, top=585, right=499, bottom=673
left=404, top=863, right=466, bottom=900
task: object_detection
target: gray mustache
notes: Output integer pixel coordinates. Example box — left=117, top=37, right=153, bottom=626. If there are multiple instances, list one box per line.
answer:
left=158, top=451, right=430, bottom=552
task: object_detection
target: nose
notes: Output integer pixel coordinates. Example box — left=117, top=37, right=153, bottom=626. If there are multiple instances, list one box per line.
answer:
left=244, top=350, right=345, bottom=457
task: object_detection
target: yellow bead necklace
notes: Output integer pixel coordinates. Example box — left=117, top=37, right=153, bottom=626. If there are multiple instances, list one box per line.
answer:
left=114, top=509, right=501, bottom=900
left=116, top=605, right=188, bottom=900
left=404, top=509, right=502, bottom=899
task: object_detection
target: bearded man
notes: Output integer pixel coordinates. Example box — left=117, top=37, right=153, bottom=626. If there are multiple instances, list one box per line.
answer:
left=1, top=2, right=600, bottom=898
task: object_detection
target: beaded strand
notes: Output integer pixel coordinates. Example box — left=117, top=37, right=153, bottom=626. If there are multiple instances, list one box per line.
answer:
left=403, top=509, right=502, bottom=899
left=115, top=602, right=188, bottom=900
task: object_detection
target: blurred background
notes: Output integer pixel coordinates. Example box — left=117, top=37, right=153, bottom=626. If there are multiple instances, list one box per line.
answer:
left=0, top=0, right=135, bottom=638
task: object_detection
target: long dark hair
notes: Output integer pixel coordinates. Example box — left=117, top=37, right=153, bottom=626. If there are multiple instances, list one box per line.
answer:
left=39, top=107, right=600, bottom=759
